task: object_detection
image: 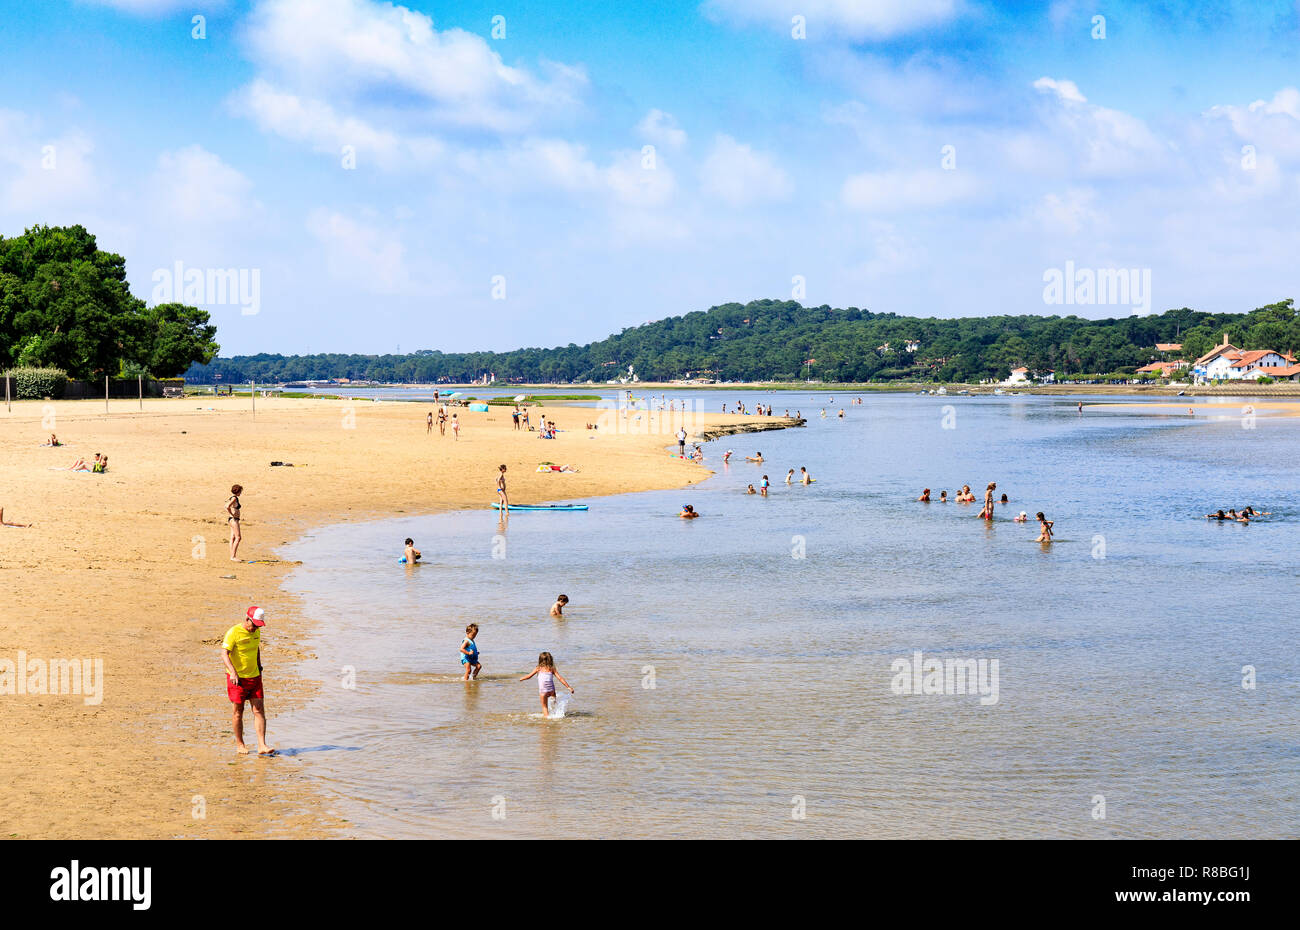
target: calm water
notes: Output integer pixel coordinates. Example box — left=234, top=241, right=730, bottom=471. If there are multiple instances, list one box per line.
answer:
left=276, top=392, right=1300, bottom=838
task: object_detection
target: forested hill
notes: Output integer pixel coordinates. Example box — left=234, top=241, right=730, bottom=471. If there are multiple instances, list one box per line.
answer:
left=186, top=298, right=1299, bottom=385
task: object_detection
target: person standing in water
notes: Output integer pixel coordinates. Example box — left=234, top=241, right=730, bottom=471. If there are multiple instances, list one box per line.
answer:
left=760, top=475, right=770, bottom=497
left=459, top=624, right=482, bottom=680
left=1036, top=512, right=1054, bottom=542
left=221, top=607, right=275, bottom=755
left=403, top=538, right=421, bottom=563
left=520, top=651, right=574, bottom=718
left=225, top=484, right=244, bottom=561
left=978, top=482, right=996, bottom=520
left=785, top=469, right=794, bottom=485
left=496, top=464, right=509, bottom=510
left=800, top=467, right=812, bottom=485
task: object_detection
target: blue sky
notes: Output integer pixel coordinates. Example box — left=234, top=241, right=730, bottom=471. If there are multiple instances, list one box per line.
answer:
left=1, top=0, right=1298, bottom=355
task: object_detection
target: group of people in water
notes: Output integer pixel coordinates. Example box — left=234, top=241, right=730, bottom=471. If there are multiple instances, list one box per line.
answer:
left=1204, top=506, right=1270, bottom=524
left=918, top=482, right=1054, bottom=542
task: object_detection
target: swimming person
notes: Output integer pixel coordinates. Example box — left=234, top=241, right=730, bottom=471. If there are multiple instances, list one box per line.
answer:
left=520, top=651, right=574, bottom=718
left=1036, top=512, right=1054, bottom=542
left=550, top=594, right=570, bottom=616
left=800, top=467, right=812, bottom=485
left=226, top=484, right=243, bottom=561
left=497, top=464, right=509, bottom=510
left=1000, top=493, right=1009, bottom=505
left=918, top=488, right=931, bottom=502
left=938, top=490, right=948, bottom=503
left=221, top=606, right=275, bottom=755
left=745, top=452, right=764, bottom=463
left=679, top=504, right=699, bottom=519
left=1205, top=510, right=1228, bottom=520
left=746, top=484, right=757, bottom=495
left=403, top=538, right=421, bottom=563
left=459, top=624, right=482, bottom=680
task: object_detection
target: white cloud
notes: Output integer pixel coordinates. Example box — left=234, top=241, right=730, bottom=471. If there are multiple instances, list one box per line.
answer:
left=240, top=0, right=586, bottom=135
left=637, top=109, right=687, bottom=149
left=1205, top=87, right=1300, bottom=161
left=1031, top=188, right=1101, bottom=236
left=704, top=0, right=961, bottom=39
left=151, top=145, right=255, bottom=224
left=841, top=169, right=978, bottom=212
left=1031, top=77, right=1167, bottom=177
left=83, top=0, right=222, bottom=13
left=699, top=134, right=791, bottom=206
left=306, top=208, right=412, bottom=295
left=0, top=109, right=99, bottom=214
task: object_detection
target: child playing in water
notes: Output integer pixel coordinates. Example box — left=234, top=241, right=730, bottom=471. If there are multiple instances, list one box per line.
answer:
left=679, top=505, right=699, bottom=519
left=1036, top=512, right=1054, bottom=542
left=938, top=490, right=948, bottom=503
left=550, top=594, right=569, bottom=617
left=403, top=538, right=421, bottom=563
left=520, top=651, right=574, bottom=718
left=459, top=624, right=481, bottom=680
left=760, top=475, right=770, bottom=497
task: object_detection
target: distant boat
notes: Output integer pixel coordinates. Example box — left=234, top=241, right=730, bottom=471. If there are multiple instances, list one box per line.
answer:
left=936, top=387, right=947, bottom=395
left=993, top=388, right=1005, bottom=395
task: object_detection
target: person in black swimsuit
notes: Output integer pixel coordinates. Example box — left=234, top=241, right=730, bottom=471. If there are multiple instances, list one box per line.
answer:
left=227, top=484, right=243, bottom=561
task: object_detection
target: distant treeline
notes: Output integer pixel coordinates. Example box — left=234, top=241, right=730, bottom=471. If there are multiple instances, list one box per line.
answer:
left=186, top=298, right=1299, bottom=385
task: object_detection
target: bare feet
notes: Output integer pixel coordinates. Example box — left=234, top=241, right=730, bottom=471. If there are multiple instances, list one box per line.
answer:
left=257, top=746, right=277, bottom=756
left=235, top=744, right=250, bottom=755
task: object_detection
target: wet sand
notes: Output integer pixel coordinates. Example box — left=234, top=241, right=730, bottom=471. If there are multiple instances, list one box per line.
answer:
left=0, top=394, right=780, bottom=838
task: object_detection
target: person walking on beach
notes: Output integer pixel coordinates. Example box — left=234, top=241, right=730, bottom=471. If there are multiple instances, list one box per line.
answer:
left=438, top=407, right=447, bottom=436
left=459, top=624, right=482, bottom=680
left=427, top=411, right=433, bottom=434
left=222, top=607, right=275, bottom=755
left=497, top=464, right=509, bottom=510
left=451, top=414, right=460, bottom=440
left=520, top=651, right=574, bottom=718
left=226, top=484, right=243, bottom=561
left=550, top=594, right=569, bottom=617
left=676, top=426, right=687, bottom=457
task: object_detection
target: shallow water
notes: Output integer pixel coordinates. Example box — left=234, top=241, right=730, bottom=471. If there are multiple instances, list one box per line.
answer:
left=276, top=392, right=1300, bottom=838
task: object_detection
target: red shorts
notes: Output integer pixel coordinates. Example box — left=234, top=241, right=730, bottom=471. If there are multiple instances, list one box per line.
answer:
left=227, top=675, right=264, bottom=704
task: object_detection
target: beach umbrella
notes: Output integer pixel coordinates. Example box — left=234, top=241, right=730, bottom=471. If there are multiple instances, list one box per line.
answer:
left=448, top=391, right=463, bottom=398
left=513, top=394, right=527, bottom=402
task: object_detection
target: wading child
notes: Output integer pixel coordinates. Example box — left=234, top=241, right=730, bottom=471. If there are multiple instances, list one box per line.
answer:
left=459, top=624, right=481, bottom=680
left=1036, top=512, right=1054, bottom=543
left=550, top=594, right=569, bottom=617
left=520, top=651, right=574, bottom=718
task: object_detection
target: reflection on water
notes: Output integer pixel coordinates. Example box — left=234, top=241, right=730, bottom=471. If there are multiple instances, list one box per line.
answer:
left=277, top=393, right=1300, bottom=838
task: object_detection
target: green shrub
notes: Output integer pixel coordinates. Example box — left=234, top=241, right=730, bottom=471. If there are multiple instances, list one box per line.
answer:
left=3, top=367, right=68, bottom=399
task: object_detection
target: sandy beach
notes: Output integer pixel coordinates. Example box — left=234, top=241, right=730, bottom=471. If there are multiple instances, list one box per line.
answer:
left=0, top=395, right=782, bottom=838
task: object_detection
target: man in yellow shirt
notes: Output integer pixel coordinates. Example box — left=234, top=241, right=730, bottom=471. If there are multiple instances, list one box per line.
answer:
left=222, top=606, right=275, bottom=755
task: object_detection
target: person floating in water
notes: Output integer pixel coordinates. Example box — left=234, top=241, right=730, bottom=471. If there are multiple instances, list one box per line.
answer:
left=520, top=651, right=574, bottom=718
left=1036, top=512, right=1054, bottom=542
left=403, top=537, right=421, bottom=563
left=679, top=504, right=699, bottom=519
left=550, top=594, right=570, bottom=617
left=459, top=623, right=482, bottom=680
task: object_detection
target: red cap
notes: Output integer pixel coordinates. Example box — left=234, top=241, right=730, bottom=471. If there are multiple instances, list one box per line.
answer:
left=246, top=606, right=266, bottom=627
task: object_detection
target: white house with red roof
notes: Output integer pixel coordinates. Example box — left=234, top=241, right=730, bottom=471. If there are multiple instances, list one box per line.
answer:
left=1193, top=333, right=1296, bottom=382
